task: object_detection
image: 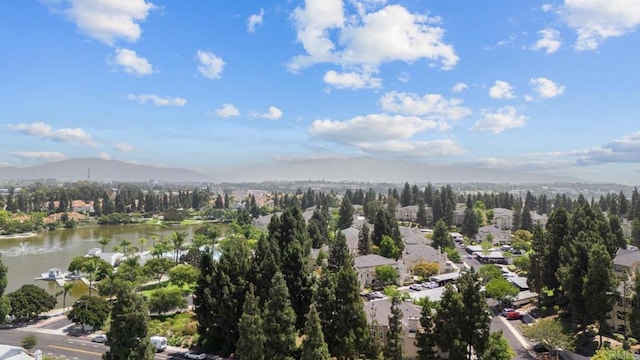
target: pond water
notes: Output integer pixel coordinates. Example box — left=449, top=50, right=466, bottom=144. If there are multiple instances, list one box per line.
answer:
left=0, top=223, right=206, bottom=307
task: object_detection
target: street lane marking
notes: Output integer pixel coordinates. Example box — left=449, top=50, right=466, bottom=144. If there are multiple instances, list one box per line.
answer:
left=49, top=344, right=102, bottom=356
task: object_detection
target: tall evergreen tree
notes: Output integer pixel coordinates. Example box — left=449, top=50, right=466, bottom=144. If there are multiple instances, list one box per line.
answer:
left=331, top=263, right=370, bottom=359
left=103, top=286, right=155, bottom=360
left=313, top=270, right=338, bottom=355
left=301, top=303, right=331, bottom=360
left=545, top=207, right=569, bottom=291
left=252, top=234, right=279, bottom=306
left=337, top=195, right=354, bottom=230
left=384, top=295, right=404, bottom=360
left=520, top=206, right=533, bottom=232
left=263, top=271, right=297, bottom=360
left=431, top=219, right=453, bottom=251
left=358, top=223, right=371, bottom=255
left=400, top=182, right=412, bottom=207
left=236, top=285, right=264, bottom=360
left=273, top=205, right=313, bottom=329
left=372, top=208, right=403, bottom=253
left=583, top=242, right=617, bottom=347
left=609, top=215, right=627, bottom=250
left=458, top=270, right=491, bottom=359
left=434, top=284, right=465, bottom=359
left=329, top=231, right=351, bottom=271
left=528, top=224, right=546, bottom=303
left=629, top=269, right=640, bottom=339
left=417, top=200, right=428, bottom=228
left=415, top=299, right=437, bottom=360
left=461, top=206, right=479, bottom=239
left=432, top=194, right=444, bottom=224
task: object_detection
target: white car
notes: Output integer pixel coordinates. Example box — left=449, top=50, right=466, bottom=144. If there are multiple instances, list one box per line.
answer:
left=422, top=281, right=438, bottom=289
left=409, top=284, right=422, bottom=291
left=500, top=308, right=516, bottom=317
left=184, top=350, right=207, bottom=359
left=91, top=334, right=107, bottom=343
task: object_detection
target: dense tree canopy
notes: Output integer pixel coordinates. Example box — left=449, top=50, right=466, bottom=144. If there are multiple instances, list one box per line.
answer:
left=7, top=284, right=56, bottom=320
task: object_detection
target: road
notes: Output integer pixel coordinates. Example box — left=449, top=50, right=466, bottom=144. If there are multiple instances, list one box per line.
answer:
left=0, top=325, right=189, bottom=360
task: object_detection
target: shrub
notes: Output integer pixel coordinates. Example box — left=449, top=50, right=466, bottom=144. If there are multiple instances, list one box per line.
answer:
left=614, top=333, right=626, bottom=342
left=628, top=337, right=637, bottom=345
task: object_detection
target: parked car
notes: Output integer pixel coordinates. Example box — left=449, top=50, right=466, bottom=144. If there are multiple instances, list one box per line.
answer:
left=409, top=284, right=422, bottom=291
left=506, top=311, right=523, bottom=320
left=91, top=334, right=108, bottom=343
left=422, top=281, right=438, bottom=289
left=500, top=308, right=515, bottom=317
left=184, top=350, right=207, bottom=359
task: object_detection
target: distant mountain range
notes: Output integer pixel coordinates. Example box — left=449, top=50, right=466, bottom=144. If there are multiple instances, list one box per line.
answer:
left=0, top=157, right=582, bottom=184
left=0, top=158, right=210, bottom=183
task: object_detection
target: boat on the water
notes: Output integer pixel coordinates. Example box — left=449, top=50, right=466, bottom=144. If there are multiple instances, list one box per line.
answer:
left=36, top=268, right=64, bottom=280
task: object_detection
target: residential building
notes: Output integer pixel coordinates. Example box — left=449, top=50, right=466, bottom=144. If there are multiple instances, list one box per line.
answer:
left=491, top=208, right=514, bottom=230
left=340, top=227, right=360, bottom=255
left=403, top=244, right=448, bottom=275
left=251, top=213, right=280, bottom=232
left=395, top=205, right=419, bottom=222
left=354, top=254, right=405, bottom=289
left=475, top=225, right=511, bottom=245
left=0, top=345, right=34, bottom=360
left=364, top=298, right=423, bottom=359
left=607, top=248, right=640, bottom=332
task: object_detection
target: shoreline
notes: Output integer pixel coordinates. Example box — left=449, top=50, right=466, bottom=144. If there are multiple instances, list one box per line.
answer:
left=0, top=232, right=38, bottom=239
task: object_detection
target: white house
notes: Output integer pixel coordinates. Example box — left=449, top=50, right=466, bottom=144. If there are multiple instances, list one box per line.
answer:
left=354, top=254, right=405, bottom=289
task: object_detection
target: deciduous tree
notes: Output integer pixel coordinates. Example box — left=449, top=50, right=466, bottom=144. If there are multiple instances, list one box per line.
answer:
left=68, top=295, right=110, bottom=329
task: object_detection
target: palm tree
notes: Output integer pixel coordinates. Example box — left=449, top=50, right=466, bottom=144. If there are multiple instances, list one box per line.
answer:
left=61, top=282, right=74, bottom=313
left=119, top=239, right=132, bottom=256
left=170, top=231, right=187, bottom=264
left=82, top=259, right=98, bottom=297
left=138, top=237, right=147, bottom=253
left=97, top=237, right=111, bottom=252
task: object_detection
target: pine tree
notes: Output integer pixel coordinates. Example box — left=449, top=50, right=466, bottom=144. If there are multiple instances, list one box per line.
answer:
left=331, top=263, right=370, bottom=358
left=528, top=224, right=546, bottom=304
left=237, top=285, right=264, bottom=360
left=338, top=195, right=354, bottom=230
left=545, top=207, right=569, bottom=291
left=431, top=219, right=453, bottom=251
left=263, top=271, right=297, bottom=360
left=415, top=299, right=437, bottom=360
left=629, top=269, right=640, bottom=338
left=434, top=284, right=465, bottom=359
left=252, top=234, right=279, bottom=306
left=583, top=242, right=617, bottom=347
left=383, top=295, right=403, bottom=360
left=103, top=286, right=155, bottom=360
left=194, top=253, right=214, bottom=347
left=358, top=223, right=371, bottom=255
left=313, top=270, right=337, bottom=354
left=329, top=231, right=350, bottom=271
left=417, top=200, right=428, bottom=228
left=301, top=303, right=331, bottom=360
left=461, top=207, right=479, bottom=239
left=400, top=182, right=412, bottom=207
left=458, top=270, right=491, bottom=359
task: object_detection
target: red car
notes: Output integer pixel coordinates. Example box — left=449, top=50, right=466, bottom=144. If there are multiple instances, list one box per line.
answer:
left=506, top=311, right=523, bottom=320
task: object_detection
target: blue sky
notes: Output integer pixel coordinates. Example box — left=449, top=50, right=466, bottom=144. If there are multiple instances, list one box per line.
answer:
left=1, top=0, right=640, bottom=184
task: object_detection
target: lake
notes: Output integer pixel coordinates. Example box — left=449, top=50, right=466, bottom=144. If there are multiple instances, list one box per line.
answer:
left=0, top=223, right=207, bottom=307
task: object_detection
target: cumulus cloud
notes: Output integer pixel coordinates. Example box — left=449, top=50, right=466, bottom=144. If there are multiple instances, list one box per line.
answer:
left=260, top=106, right=283, bottom=120
left=309, top=113, right=439, bottom=145
left=247, top=8, right=264, bottom=33
left=379, top=91, right=471, bottom=121
left=289, top=0, right=458, bottom=88
left=6, top=122, right=96, bottom=146
left=96, top=151, right=111, bottom=160
left=530, top=77, right=566, bottom=98
left=12, top=151, right=66, bottom=162
left=110, top=48, right=153, bottom=76
left=214, top=104, right=240, bottom=118
left=43, top=0, right=156, bottom=45
left=531, top=29, right=562, bottom=54
left=197, top=50, right=225, bottom=79
left=452, top=82, right=468, bottom=93
left=560, top=0, right=640, bottom=51
left=471, top=106, right=527, bottom=134
left=489, top=81, right=515, bottom=99
left=323, top=70, right=382, bottom=89
left=113, top=142, right=138, bottom=152
left=578, top=132, right=640, bottom=164
left=542, top=4, right=553, bottom=12
left=127, top=94, right=186, bottom=106
left=358, top=139, right=464, bottom=157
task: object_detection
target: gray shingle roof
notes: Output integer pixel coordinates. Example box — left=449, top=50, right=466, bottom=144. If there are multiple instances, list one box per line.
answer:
left=354, top=254, right=397, bottom=269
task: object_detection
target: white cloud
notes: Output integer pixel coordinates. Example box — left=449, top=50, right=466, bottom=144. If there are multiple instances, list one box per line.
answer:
left=530, top=77, right=566, bottom=98
left=578, top=131, right=640, bottom=164
left=471, top=106, right=527, bottom=134
left=358, top=139, right=464, bottom=157
left=489, top=80, right=515, bottom=99
left=197, top=50, right=225, bottom=79
left=309, top=113, right=439, bottom=145
left=379, top=91, right=471, bottom=121
left=12, top=151, right=66, bottom=162
left=113, top=142, right=137, bottom=152
left=127, top=94, right=186, bottom=106
left=214, top=104, right=240, bottom=118
left=110, top=48, right=153, bottom=76
left=44, top=0, right=156, bottom=46
left=452, top=82, right=468, bottom=93
left=6, top=122, right=96, bottom=146
left=96, top=151, right=111, bottom=160
left=483, top=33, right=517, bottom=50
left=531, top=29, right=562, bottom=54
left=397, top=72, right=409, bottom=82
left=323, top=70, right=382, bottom=89
left=260, top=106, right=283, bottom=120
left=560, top=0, right=640, bottom=51
left=524, top=95, right=534, bottom=102
left=289, top=1, right=458, bottom=80
left=542, top=4, right=553, bottom=12
left=247, top=8, right=264, bottom=33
